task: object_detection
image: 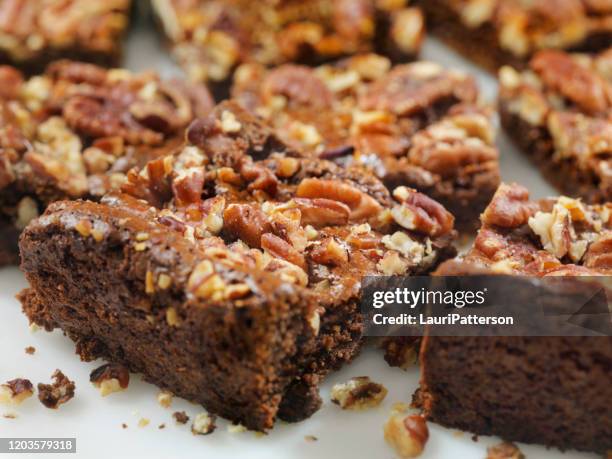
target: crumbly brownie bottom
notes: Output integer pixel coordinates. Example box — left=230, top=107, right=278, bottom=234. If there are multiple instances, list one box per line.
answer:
left=499, top=101, right=608, bottom=203
left=19, top=201, right=317, bottom=431
left=416, top=335, right=612, bottom=454
left=418, top=0, right=612, bottom=72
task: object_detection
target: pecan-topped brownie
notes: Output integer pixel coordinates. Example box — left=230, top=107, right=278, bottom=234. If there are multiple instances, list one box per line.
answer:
left=419, top=0, right=612, bottom=71
left=19, top=101, right=457, bottom=430
left=151, top=0, right=425, bottom=96
left=0, top=60, right=213, bottom=265
left=499, top=49, right=612, bottom=204
left=415, top=183, right=612, bottom=454
left=0, top=0, right=132, bottom=73
left=232, top=54, right=500, bottom=231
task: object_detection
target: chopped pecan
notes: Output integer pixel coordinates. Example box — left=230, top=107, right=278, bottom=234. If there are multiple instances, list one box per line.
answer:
left=481, top=183, right=535, bottom=228
left=0, top=66, right=23, bottom=99
left=583, top=231, right=612, bottom=269
left=486, top=442, right=525, bottom=459
left=261, top=65, right=333, bottom=108
left=528, top=203, right=572, bottom=259
left=172, top=167, right=205, bottom=206
left=330, top=376, right=387, bottom=410
left=0, top=378, right=34, bottom=405
left=90, top=363, right=130, bottom=397
left=37, top=370, right=75, bottom=409
left=384, top=411, right=429, bottom=458
left=223, top=204, right=272, bottom=248
left=240, top=162, right=279, bottom=196
left=310, top=238, right=349, bottom=266
left=296, top=178, right=382, bottom=221
left=531, top=50, right=611, bottom=115
left=392, top=187, right=454, bottom=237
left=261, top=232, right=307, bottom=270
left=293, top=197, right=351, bottom=227
left=47, top=60, right=108, bottom=85
left=192, top=412, right=217, bottom=435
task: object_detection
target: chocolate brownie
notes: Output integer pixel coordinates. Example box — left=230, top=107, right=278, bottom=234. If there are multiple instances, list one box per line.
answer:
left=151, top=0, right=425, bottom=97
left=416, top=183, right=612, bottom=454
left=419, top=0, right=612, bottom=71
left=499, top=49, right=612, bottom=204
left=231, top=54, right=501, bottom=231
left=0, top=0, right=132, bottom=74
left=0, top=60, right=213, bottom=265
left=19, top=101, right=457, bottom=430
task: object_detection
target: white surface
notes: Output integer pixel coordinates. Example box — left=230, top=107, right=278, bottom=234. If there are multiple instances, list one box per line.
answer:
left=0, top=12, right=593, bottom=459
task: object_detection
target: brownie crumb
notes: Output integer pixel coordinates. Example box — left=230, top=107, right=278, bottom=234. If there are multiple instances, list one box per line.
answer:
left=191, top=412, right=216, bottom=435
left=330, top=376, right=388, bottom=410
left=158, top=423, right=166, bottom=430
left=89, top=363, right=129, bottom=396
left=24, top=346, right=36, bottom=355
left=0, top=378, right=34, bottom=405
left=173, top=411, right=189, bottom=425
left=3, top=412, right=17, bottom=419
left=37, top=370, right=75, bottom=409
left=304, top=435, right=318, bottom=442
left=486, top=442, right=525, bottom=459
left=121, top=423, right=128, bottom=429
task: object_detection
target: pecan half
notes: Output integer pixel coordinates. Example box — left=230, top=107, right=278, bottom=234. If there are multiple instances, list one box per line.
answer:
left=261, top=232, right=307, bottom=270
left=240, top=162, right=279, bottom=196
left=392, top=187, right=454, bottom=236
left=531, top=50, right=611, bottom=115
left=223, top=204, right=272, bottom=248
left=296, top=177, right=382, bottom=221
left=481, top=183, right=535, bottom=228
left=261, top=65, right=333, bottom=108
left=293, top=197, right=350, bottom=227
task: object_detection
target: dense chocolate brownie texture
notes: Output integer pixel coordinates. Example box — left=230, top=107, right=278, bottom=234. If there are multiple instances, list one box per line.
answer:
left=419, top=0, right=612, bottom=71
left=19, top=101, right=457, bottom=430
left=151, top=0, right=425, bottom=97
left=0, top=60, right=213, bottom=265
left=499, top=49, right=612, bottom=204
left=0, top=0, right=132, bottom=73
left=416, top=183, right=612, bottom=454
left=231, top=54, right=501, bottom=231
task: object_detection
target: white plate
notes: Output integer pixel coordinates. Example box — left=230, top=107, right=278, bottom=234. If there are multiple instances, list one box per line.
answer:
left=0, top=12, right=596, bottom=459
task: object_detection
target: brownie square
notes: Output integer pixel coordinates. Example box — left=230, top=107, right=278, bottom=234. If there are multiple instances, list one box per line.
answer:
left=0, top=60, right=213, bottom=265
left=0, top=0, right=132, bottom=73
left=417, top=183, right=612, bottom=454
left=499, top=49, right=612, bottom=203
left=151, top=0, right=425, bottom=97
left=19, top=101, right=457, bottom=429
left=231, top=54, right=501, bottom=231
left=419, top=0, right=612, bottom=71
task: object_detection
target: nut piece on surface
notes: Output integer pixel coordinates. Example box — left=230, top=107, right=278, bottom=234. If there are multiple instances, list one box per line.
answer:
left=384, top=412, right=429, bottom=458
left=191, top=411, right=217, bottom=435
left=0, top=379, right=34, bottom=405
left=37, top=370, right=75, bottom=409
left=157, top=391, right=173, bottom=408
left=173, top=411, right=190, bottom=425
left=486, top=442, right=525, bottom=459
left=330, top=376, right=388, bottom=410
left=24, top=346, right=36, bottom=355
left=89, top=363, right=130, bottom=396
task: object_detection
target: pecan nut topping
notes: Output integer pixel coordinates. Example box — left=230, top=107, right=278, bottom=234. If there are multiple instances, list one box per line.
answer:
left=392, top=186, right=454, bottom=236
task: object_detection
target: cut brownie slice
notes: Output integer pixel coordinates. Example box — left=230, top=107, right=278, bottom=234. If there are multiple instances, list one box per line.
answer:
left=420, top=0, right=612, bottom=71
left=151, top=0, right=425, bottom=97
left=231, top=54, right=500, bottom=231
left=0, top=0, right=132, bottom=73
left=416, top=183, right=612, bottom=454
left=19, top=101, right=457, bottom=429
left=0, top=60, right=213, bottom=265
left=499, top=49, right=612, bottom=203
